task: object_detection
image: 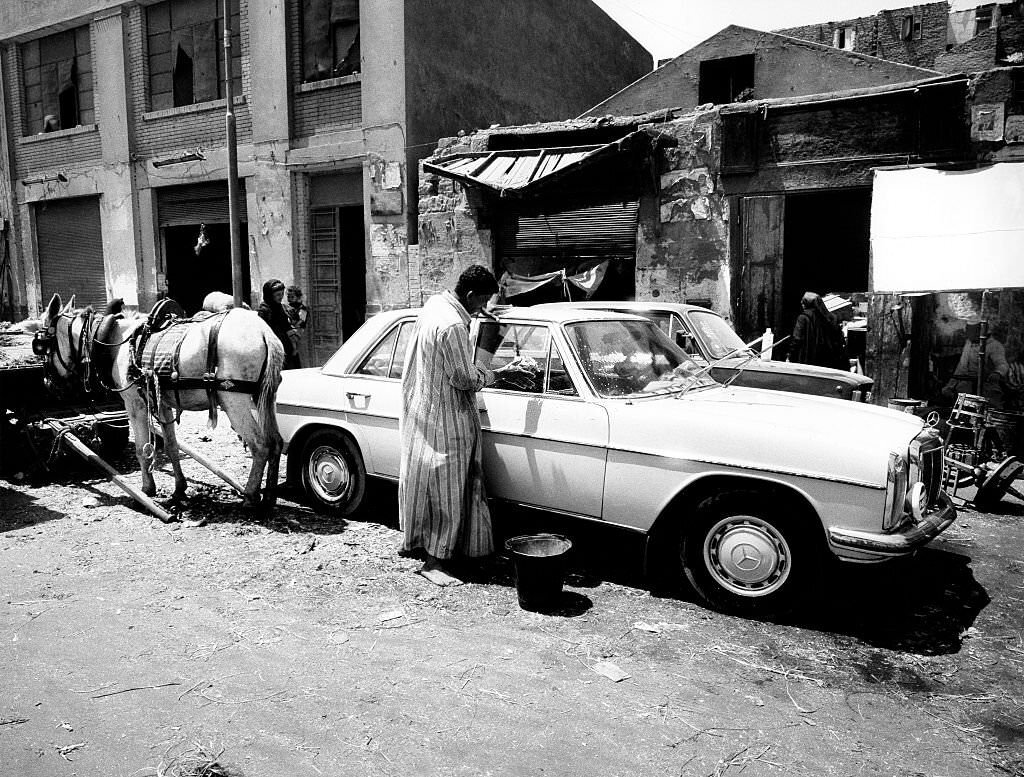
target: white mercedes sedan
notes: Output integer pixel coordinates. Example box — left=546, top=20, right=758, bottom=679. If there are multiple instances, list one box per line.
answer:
left=276, top=307, right=955, bottom=614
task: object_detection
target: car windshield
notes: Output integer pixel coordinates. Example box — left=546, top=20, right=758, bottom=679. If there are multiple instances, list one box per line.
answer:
left=688, top=310, right=752, bottom=359
left=565, top=319, right=718, bottom=397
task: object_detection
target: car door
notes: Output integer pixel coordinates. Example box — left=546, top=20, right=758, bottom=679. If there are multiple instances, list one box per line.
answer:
left=473, top=320, right=609, bottom=518
left=338, top=318, right=414, bottom=478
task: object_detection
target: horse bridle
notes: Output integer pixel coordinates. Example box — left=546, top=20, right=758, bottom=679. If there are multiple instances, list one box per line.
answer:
left=34, top=310, right=134, bottom=394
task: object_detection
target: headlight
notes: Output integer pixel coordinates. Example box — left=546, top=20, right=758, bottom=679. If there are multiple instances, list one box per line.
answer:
left=883, top=452, right=909, bottom=530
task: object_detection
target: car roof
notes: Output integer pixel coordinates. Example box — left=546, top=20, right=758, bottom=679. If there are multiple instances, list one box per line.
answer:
left=374, top=305, right=650, bottom=324
left=535, top=300, right=718, bottom=316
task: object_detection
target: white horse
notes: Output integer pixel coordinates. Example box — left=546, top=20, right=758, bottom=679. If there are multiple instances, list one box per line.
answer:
left=35, top=293, right=284, bottom=510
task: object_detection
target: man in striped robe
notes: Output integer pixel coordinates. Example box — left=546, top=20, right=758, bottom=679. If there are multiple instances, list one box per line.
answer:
left=399, top=265, right=526, bottom=586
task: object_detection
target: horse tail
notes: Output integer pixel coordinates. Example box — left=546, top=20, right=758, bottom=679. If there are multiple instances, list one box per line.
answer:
left=257, top=327, right=285, bottom=445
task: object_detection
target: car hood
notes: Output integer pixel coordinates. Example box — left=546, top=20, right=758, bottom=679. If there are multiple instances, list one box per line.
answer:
left=712, top=356, right=873, bottom=387
left=606, top=386, right=923, bottom=487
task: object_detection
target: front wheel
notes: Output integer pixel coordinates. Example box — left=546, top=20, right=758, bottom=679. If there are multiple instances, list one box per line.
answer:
left=300, top=429, right=366, bottom=516
left=681, top=492, right=822, bottom=616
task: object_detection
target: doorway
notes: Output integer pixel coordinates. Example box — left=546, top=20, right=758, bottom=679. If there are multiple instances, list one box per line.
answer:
left=780, top=188, right=871, bottom=356
left=309, top=205, right=365, bottom=365
left=165, top=222, right=251, bottom=315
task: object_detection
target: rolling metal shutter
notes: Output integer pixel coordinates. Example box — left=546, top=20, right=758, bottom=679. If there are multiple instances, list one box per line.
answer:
left=36, top=196, right=106, bottom=310
left=498, top=199, right=639, bottom=261
left=157, top=181, right=248, bottom=227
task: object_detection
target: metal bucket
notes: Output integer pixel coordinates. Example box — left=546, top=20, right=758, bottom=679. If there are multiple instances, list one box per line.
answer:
left=986, top=409, right=1024, bottom=458
left=887, top=398, right=923, bottom=413
left=504, top=533, right=573, bottom=611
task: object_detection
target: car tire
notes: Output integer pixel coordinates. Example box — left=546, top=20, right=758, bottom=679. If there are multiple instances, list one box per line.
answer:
left=300, top=429, right=366, bottom=516
left=681, top=491, right=821, bottom=616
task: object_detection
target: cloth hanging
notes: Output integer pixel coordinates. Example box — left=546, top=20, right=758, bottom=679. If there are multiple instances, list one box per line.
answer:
left=500, top=261, right=609, bottom=300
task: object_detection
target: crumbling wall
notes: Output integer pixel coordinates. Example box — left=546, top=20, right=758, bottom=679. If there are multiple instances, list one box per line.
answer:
left=776, top=3, right=950, bottom=70
left=415, top=135, right=493, bottom=304
left=636, top=111, right=731, bottom=316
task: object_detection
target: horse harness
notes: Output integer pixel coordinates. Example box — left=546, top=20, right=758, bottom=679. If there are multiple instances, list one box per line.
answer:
left=35, top=302, right=266, bottom=421
left=130, top=305, right=267, bottom=417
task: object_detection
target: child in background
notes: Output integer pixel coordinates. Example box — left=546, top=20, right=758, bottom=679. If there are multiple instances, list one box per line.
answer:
left=286, top=286, right=309, bottom=367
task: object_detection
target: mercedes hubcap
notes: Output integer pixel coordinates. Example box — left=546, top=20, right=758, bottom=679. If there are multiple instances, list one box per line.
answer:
left=309, top=446, right=351, bottom=501
left=704, top=515, right=791, bottom=597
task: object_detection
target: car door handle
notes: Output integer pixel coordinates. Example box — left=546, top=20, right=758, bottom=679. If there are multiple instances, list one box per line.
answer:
left=346, top=392, right=371, bottom=401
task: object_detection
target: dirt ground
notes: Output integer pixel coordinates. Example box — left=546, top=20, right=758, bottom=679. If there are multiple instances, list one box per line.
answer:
left=2, top=414, right=1023, bottom=777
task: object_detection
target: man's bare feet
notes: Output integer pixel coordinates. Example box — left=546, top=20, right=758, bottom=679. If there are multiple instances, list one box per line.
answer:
left=417, top=556, right=463, bottom=587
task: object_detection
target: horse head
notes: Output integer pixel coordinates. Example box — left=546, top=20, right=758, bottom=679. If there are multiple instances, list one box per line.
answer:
left=35, top=293, right=84, bottom=396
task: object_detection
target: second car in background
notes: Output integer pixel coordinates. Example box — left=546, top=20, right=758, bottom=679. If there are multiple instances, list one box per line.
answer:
left=537, top=301, right=873, bottom=402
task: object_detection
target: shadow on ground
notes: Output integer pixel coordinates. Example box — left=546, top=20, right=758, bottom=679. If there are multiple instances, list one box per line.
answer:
left=0, top=485, right=66, bottom=531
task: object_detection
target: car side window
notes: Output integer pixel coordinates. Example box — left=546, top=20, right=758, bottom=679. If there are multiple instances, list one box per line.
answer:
left=355, top=322, right=414, bottom=378
left=671, top=315, right=703, bottom=360
left=545, top=339, right=578, bottom=396
left=389, top=322, right=415, bottom=379
left=475, top=322, right=549, bottom=394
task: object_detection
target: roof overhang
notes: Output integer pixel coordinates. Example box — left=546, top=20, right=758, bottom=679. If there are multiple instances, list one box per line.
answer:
left=422, top=130, right=667, bottom=198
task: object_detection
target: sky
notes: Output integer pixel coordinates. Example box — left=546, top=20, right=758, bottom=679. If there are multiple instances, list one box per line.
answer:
left=591, top=1, right=917, bottom=61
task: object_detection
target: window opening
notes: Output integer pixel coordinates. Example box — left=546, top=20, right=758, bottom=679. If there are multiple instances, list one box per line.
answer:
left=303, top=0, right=360, bottom=82
left=147, top=0, right=241, bottom=111
left=833, top=26, right=856, bottom=50
left=21, top=26, right=93, bottom=135
left=976, top=9, right=993, bottom=35
left=698, top=54, right=754, bottom=105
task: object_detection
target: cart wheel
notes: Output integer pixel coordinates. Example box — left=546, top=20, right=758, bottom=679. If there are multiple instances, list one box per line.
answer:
left=974, top=457, right=1024, bottom=510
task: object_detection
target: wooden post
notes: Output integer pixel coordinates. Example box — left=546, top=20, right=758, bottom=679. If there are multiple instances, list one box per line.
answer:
left=45, top=422, right=175, bottom=524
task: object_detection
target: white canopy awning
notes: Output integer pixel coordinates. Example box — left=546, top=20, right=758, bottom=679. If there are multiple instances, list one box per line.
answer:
left=870, top=163, right=1024, bottom=293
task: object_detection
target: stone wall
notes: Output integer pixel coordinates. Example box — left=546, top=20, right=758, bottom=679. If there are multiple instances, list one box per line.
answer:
left=416, top=136, right=493, bottom=303
left=637, top=111, right=730, bottom=315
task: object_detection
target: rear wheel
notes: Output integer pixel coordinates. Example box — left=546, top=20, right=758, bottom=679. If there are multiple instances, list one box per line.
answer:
left=681, top=491, right=821, bottom=616
left=300, top=429, right=366, bottom=516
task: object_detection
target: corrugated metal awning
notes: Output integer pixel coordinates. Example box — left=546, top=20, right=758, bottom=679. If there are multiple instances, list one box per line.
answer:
left=423, top=130, right=654, bottom=198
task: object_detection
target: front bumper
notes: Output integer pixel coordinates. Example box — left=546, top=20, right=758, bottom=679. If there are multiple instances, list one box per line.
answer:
left=828, top=492, right=957, bottom=558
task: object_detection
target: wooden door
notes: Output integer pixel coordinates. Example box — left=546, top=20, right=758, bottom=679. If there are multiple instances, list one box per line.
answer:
left=310, top=208, right=342, bottom=366
left=737, top=195, right=785, bottom=343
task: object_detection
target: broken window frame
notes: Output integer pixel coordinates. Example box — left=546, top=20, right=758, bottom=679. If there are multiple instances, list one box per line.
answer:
left=20, top=26, right=94, bottom=136
left=301, top=0, right=361, bottom=83
left=976, top=8, right=993, bottom=35
left=146, top=0, right=242, bottom=112
left=833, top=26, right=857, bottom=51
left=697, top=54, right=755, bottom=106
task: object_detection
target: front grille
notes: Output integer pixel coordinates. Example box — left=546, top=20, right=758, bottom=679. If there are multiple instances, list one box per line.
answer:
left=910, top=431, right=943, bottom=508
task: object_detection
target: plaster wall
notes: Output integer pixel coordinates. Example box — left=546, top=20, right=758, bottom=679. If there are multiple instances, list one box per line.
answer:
left=361, top=0, right=409, bottom=315
left=585, top=27, right=937, bottom=118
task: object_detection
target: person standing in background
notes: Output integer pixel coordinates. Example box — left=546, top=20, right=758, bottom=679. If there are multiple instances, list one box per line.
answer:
left=790, top=291, right=848, bottom=370
left=286, top=286, right=309, bottom=368
left=258, top=279, right=300, bottom=370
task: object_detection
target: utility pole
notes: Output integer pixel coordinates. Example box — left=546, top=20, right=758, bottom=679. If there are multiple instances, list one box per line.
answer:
left=223, top=0, right=244, bottom=306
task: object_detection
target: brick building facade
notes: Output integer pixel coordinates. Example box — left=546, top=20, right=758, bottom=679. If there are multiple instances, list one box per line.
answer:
left=0, top=0, right=650, bottom=364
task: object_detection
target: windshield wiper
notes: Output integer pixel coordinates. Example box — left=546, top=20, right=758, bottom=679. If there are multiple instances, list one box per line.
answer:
left=720, top=335, right=791, bottom=389
left=675, top=333, right=790, bottom=398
